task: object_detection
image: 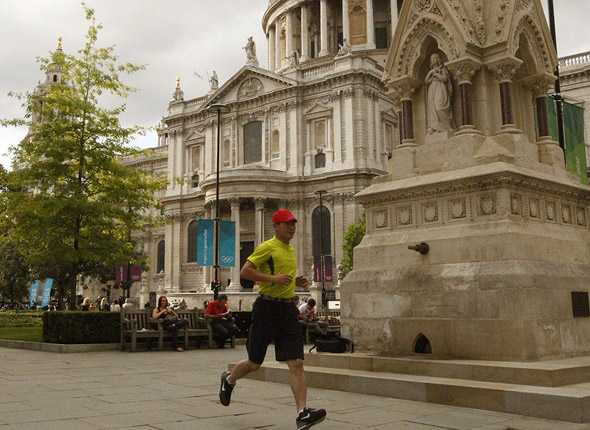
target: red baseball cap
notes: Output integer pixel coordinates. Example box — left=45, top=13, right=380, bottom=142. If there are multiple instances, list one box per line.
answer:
left=273, top=209, right=297, bottom=224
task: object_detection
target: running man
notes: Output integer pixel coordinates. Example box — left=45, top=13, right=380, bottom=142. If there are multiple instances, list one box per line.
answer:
left=219, top=209, right=327, bottom=429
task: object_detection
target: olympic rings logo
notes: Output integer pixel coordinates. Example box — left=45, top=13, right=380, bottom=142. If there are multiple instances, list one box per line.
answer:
left=221, top=256, right=234, bottom=264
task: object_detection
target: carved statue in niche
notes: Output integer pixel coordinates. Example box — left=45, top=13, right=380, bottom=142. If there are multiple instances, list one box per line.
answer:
left=243, top=36, right=259, bottom=66
left=336, top=38, right=353, bottom=57
left=289, top=49, right=299, bottom=68
left=425, top=53, right=454, bottom=134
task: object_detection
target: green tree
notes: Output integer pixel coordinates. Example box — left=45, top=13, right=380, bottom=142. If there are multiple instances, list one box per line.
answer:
left=1, top=5, right=165, bottom=310
left=0, top=239, right=31, bottom=306
left=341, top=210, right=366, bottom=275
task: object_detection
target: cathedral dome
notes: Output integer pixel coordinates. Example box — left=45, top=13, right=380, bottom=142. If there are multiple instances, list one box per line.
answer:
left=262, top=0, right=399, bottom=73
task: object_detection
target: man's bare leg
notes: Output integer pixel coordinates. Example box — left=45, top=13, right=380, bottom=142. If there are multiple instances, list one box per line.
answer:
left=227, top=359, right=260, bottom=384
left=286, top=359, right=307, bottom=411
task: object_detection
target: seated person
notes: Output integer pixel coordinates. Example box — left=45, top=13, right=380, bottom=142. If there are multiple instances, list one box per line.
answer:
left=205, top=294, right=238, bottom=348
left=153, top=295, right=188, bottom=351
left=298, top=298, right=329, bottom=336
left=293, top=295, right=309, bottom=335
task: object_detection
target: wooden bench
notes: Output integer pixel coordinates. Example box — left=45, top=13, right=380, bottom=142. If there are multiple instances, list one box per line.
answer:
left=120, top=309, right=162, bottom=352
left=121, top=308, right=213, bottom=351
left=176, top=309, right=213, bottom=349
left=304, top=310, right=341, bottom=344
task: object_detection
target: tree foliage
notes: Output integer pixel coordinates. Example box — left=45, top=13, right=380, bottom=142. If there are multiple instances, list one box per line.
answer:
left=1, top=5, right=166, bottom=309
left=341, top=210, right=366, bottom=275
left=0, top=239, right=31, bottom=305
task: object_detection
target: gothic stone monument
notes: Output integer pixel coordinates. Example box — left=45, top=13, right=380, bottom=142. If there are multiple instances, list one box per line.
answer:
left=340, top=0, right=590, bottom=361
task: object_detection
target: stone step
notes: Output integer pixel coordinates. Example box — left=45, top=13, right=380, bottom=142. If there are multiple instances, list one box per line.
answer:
left=237, top=357, right=590, bottom=423
left=301, top=352, right=590, bottom=387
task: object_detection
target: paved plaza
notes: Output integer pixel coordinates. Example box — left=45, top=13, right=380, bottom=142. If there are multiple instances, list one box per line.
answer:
left=0, top=345, right=588, bottom=429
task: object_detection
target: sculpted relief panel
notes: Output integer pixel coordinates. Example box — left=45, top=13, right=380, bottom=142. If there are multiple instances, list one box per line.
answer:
left=238, top=78, right=264, bottom=100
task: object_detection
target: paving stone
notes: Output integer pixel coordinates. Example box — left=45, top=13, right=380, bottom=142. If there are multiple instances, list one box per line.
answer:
left=0, top=344, right=588, bottom=429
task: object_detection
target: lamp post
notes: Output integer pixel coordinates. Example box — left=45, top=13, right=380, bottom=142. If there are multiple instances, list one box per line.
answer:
left=315, top=189, right=327, bottom=307
left=208, top=103, right=231, bottom=300
left=547, top=0, right=566, bottom=162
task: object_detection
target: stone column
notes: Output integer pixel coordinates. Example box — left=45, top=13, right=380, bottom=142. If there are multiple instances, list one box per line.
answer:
left=254, top=198, right=266, bottom=247
left=286, top=9, right=293, bottom=61
left=228, top=198, right=242, bottom=291
left=489, top=58, right=522, bottom=134
left=342, top=0, right=350, bottom=46
left=392, top=78, right=420, bottom=146
left=524, top=73, right=557, bottom=144
left=366, top=0, right=376, bottom=49
left=319, top=0, right=329, bottom=56
left=391, top=0, right=399, bottom=31
left=300, top=3, right=309, bottom=61
left=447, top=59, right=482, bottom=135
left=275, top=19, right=281, bottom=71
left=269, top=25, right=276, bottom=72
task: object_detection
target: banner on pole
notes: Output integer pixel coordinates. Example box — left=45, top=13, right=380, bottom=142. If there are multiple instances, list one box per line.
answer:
left=197, top=219, right=214, bottom=266
left=548, top=99, right=587, bottom=184
left=313, top=255, right=334, bottom=283
left=115, top=265, right=142, bottom=283
left=220, top=221, right=236, bottom=267
left=41, top=279, right=54, bottom=308
left=29, top=280, right=39, bottom=308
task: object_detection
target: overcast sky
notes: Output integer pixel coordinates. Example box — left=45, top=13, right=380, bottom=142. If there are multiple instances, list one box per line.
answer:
left=0, top=0, right=588, bottom=169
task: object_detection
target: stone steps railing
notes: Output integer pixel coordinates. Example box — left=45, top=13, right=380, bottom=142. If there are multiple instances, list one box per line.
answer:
left=559, top=51, right=590, bottom=69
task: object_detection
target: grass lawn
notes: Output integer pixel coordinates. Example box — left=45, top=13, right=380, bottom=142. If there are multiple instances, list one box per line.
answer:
left=0, top=327, right=43, bottom=342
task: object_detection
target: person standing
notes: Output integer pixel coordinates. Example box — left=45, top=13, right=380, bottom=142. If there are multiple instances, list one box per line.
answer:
left=218, top=209, right=326, bottom=429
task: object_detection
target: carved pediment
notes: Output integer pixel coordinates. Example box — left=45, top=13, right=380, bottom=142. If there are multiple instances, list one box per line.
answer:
left=204, top=66, right=298, bottom=106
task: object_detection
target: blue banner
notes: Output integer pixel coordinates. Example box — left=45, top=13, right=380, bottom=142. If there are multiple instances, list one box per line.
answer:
left=41, top=279, right=54, bottom=308
left=197, top=219, right=214, bottom=266
left=29, top=280, right=39, bottom=308
left=220, top=221, right=236, bottom=267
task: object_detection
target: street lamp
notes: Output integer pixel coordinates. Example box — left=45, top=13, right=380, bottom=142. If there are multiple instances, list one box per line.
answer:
left=315, top=189, right=328, bottom=307
left=207, top=103, right=231, bottom=300
left=547, top=0, right=566, bottom=163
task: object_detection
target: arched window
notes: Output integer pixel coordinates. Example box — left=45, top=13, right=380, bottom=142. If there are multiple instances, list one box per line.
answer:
left=314, top=121, right=326, bottom=148
left=312, top=206, right=331, bottom=256
left=156, top=240, right=165, bottom=273
left=315, top=152, right=326, bottom=168
left=187, top=221, right=198, bottom=263
left=243, top=121, right=262, bottom=164
left=350, top=5, right=367, bottom=45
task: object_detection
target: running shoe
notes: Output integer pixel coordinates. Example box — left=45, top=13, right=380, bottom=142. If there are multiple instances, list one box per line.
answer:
left=218, top=371, right=234, bottom=406
left=296, top=407, right=327, bottom=429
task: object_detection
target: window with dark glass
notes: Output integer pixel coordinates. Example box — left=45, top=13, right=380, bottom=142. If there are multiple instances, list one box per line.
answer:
left=315, top=152, right=326, bottom=168
left=376, top=27, right=388, bottom=49
left=187, top=221, right=198, bottom=263
left=243, top=121, right=262, bottom=164
left=156, top=240, right=165, bottom=273
left=312, top=206, right=331, bottom=256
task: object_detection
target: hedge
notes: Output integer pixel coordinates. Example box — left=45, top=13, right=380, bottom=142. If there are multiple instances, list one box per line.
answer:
left=42, top=311, right=120, bottom=344
left=0, top=312, right=43, bottom=327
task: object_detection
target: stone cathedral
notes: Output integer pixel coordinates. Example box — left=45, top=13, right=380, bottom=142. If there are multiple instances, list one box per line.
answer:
left=119, top=0, right=403, bottom=308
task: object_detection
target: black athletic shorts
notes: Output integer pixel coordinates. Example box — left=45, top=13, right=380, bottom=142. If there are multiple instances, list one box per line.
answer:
left=247, top=297, right=304, bottom=364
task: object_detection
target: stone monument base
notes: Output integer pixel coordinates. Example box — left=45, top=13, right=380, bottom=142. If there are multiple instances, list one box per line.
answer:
left=342, top=162, right=590, bottom=361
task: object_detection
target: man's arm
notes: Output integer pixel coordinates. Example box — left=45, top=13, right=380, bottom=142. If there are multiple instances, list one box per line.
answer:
left=240, top=260, right=292, bottom=285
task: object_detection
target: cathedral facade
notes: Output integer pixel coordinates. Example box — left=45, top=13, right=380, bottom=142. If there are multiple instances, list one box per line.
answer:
left=122, top=0, right=402, bottom=307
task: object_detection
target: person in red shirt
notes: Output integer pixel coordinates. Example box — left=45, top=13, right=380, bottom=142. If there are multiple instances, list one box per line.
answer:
left=205, top=294, right=238, bottom=348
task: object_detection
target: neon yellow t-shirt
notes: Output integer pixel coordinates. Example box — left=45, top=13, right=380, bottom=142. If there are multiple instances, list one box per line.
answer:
left=247, top=236, right=297, bottom=298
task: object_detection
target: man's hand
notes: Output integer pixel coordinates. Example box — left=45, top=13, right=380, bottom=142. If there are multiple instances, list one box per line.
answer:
left=274, top=274, right=293, bottom=285
left=295, top=276, right=309, bottom=288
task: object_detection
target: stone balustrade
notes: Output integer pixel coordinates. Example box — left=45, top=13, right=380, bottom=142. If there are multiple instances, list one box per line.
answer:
left=559, top=51, right=590, bottom=69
